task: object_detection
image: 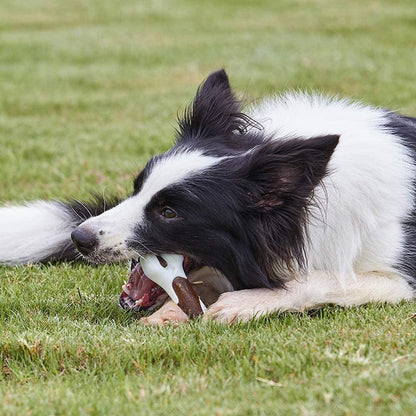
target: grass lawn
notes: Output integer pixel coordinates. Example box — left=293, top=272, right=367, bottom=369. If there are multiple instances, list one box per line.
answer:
left=1, top=0, right=416, bottom=414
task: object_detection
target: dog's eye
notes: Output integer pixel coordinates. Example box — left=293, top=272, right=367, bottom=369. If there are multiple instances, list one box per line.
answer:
left=160, top=207, right=177, bottom=219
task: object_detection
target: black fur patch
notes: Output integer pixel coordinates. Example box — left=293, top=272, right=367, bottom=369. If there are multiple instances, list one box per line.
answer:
left=385, top=112, right=416, bottom=288
left=177, top=69, right=262, bottom=141
left=175, top=69, right=265, bottom=157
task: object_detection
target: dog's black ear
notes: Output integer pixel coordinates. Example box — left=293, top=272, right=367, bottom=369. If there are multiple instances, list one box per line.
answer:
left=243, top=134, right=340, bottom=210
left=225, top=134, right=340, bottom=286
left=177, top=69, right=257, bottom=140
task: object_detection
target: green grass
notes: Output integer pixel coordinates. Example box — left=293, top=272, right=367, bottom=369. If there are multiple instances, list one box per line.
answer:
left=1, top=0, right=416, bottom=414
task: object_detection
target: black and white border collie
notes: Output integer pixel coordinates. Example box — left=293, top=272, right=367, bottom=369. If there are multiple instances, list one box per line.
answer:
left=1, top=69, right=416, bottom=324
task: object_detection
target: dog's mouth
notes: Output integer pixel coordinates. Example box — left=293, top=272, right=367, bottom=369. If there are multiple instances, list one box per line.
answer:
left=119, top=256, right=196, bottom=311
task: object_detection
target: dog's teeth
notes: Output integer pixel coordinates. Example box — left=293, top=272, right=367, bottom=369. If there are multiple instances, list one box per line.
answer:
left=135, top=299, right=142, bottom=305
left=122, top=284, right=130, bottom=295
left=130, top=258, right=139, bottom=271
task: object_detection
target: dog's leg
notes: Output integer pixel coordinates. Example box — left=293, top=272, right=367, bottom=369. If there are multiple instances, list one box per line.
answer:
left=204, top=271, right=414, bottom=324
left=140, top=300, right=189, bottom=326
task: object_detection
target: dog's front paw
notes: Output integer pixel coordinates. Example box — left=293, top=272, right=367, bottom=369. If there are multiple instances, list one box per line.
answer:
left=204, top=289, right=272, bottom=324
left=140, top=300, right=189, bottom=326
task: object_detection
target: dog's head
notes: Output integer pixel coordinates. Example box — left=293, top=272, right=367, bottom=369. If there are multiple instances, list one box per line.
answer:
left=72, top=70, right=338, bottom=291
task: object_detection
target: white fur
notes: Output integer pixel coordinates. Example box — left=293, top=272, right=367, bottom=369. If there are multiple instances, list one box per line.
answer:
left=78, top=150, right=222, bottom=258
left=251, top=93, right=415, bottom=284
left=0, top=201, right=75, bottom=265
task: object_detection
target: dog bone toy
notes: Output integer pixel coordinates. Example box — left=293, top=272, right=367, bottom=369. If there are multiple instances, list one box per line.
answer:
left=140, top=254, right=207, bottom=318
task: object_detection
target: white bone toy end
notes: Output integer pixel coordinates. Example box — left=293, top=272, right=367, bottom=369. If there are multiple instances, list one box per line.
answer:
left=140, top=254, right=207, bottom=313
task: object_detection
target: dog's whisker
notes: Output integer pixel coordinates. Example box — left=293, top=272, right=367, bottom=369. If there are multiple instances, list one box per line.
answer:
left=69, top=205, right=88, bottom=222
left=75, top=200, right=93, bottom=220
left=128, top=239, right=157, bottom=257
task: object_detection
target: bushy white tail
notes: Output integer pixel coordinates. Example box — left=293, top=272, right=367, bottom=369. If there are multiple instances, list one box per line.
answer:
left=0, top=201, right=77, bottom=265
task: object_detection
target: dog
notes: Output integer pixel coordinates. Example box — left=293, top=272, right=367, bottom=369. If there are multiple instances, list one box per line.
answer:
left=1, top=69, right=416, bottom=325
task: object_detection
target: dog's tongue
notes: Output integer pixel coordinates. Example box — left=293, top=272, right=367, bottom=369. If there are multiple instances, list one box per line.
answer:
left=119, top=261, right=167, bottom=311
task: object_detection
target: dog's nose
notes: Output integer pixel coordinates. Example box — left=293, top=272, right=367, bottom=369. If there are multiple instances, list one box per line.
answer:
left=71, top=227, right=98, bottom=255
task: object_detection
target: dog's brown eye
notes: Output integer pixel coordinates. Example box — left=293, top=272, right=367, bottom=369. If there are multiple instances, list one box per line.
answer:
left=160, top=207, right=177, bottom=219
